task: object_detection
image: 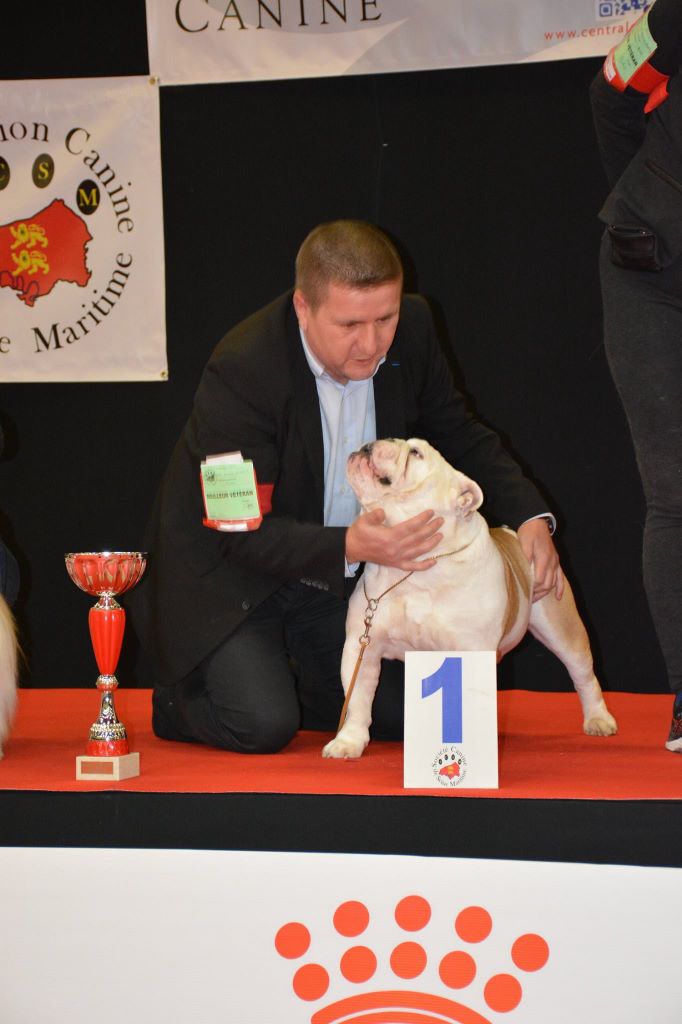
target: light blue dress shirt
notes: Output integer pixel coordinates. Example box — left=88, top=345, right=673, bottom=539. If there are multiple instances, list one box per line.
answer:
left=300, top=330, right=383, bottom=527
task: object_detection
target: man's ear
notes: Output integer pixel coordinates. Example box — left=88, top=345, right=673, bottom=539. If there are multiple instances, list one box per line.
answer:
left=292, top=289, right=309, bottom=331
left=451, top=474, right=484, bottom=519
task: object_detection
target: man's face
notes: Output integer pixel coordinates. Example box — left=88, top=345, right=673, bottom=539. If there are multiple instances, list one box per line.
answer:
left=293, top=279, right=402, bottom=384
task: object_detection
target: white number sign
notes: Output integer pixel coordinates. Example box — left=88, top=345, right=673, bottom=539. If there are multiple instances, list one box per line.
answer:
left=404, top=651, right=498, bottom=789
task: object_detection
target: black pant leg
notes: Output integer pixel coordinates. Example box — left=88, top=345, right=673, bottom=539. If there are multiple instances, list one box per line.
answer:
left=600, top=235, right=682, bottom=693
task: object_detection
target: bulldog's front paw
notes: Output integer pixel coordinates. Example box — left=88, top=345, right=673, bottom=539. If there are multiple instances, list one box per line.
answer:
left=583, top=704, right=618, bottom=737
left=322, top=726, right=369, bottom=759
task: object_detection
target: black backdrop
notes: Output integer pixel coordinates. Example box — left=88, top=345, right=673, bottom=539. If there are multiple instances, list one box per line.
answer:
left=0, top=1, right=664, bottom=696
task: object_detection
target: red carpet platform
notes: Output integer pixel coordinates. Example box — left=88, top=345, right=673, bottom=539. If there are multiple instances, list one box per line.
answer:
left=1, top=689, right=681, bottom=868
left=1, top=688, right=679, bottom=799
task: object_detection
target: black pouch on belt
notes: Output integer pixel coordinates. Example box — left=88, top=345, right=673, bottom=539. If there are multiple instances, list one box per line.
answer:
left=607, top=224, right=661, bottom=271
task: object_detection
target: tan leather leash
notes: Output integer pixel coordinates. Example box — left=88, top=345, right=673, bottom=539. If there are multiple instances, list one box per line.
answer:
left=335, top=545, right=467, bottom=733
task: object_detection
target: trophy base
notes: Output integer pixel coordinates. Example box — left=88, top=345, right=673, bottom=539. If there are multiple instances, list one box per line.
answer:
left=76, top=752, right=140, bottom=781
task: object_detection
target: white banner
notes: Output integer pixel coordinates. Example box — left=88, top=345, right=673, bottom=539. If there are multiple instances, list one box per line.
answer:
left=0, top=78, right=167, bottom=382
left=147, top=0, right=652, bottom=85
left=0, top=847, right=679, bottom=1022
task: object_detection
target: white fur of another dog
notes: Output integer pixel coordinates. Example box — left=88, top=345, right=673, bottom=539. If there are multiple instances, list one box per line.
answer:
left=0, top=594, right=18, bottom=757
left=323, top=438, right=617, bottom=759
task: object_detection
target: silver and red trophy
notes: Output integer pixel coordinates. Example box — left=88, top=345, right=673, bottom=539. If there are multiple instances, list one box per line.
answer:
left=65, top=551, right=146, bottom=781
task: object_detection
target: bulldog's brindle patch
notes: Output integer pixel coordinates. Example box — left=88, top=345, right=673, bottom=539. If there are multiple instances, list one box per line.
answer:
left=323, top=438, right=617, bottom=759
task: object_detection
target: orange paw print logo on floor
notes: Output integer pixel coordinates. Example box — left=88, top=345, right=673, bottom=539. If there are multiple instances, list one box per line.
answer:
left=275, top=896, right=550, bottom=1023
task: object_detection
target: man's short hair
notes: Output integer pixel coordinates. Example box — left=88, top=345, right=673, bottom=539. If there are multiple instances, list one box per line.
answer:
left=295, top=220, right=403, bottom=308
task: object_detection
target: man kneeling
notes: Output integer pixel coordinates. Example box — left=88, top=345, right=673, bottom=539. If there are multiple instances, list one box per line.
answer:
left=128, top=220, right=561, bottom=752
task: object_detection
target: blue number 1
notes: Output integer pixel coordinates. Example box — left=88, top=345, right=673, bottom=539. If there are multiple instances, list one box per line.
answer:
left=421, top=656, right=463, bottom=743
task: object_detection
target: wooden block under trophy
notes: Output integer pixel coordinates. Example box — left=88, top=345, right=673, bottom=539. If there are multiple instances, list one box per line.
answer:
left=64, top=551, right=146, bottom=781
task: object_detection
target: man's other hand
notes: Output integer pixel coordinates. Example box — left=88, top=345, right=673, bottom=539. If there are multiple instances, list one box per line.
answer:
left=517, top=518, right=564, bottom=601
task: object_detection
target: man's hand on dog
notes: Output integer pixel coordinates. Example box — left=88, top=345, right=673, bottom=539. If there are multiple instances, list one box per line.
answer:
left=345, top=508, right=444, bottom=572
left=517, top=518, right=564, bottom=602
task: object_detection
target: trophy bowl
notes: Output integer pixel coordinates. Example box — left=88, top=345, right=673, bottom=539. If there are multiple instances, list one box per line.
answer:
left=65, top=551, right=146, bottom=758
left=65, top=551, right=146, bottom=599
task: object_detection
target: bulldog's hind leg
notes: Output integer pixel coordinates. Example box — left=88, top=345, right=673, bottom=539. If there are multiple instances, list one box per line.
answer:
left=322, top=644, right=381, bottom=759
left=528, top=580, right=617, bottom=737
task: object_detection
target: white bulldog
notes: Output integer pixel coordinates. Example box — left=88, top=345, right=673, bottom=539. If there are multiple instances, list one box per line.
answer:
left=323, top=437, right=617, bottom=759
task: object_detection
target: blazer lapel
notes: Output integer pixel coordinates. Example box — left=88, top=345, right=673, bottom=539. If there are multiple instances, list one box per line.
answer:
left=374, top=340, right=406, bottom=441
left=286, top=301, right=325, bottom=513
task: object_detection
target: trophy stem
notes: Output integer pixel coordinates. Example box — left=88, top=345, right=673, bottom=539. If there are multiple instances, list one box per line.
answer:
left=87, top=675, right=129, bottom=756
left=86, top=598, right=129, bottom=756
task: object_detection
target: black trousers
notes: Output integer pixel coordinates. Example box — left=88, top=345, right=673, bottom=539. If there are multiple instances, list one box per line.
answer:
left=600, top=234, right=682, bottom=694
left=152, top=579, right=404, bottom=752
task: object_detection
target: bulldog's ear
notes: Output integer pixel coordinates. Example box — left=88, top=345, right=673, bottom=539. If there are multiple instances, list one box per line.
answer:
left=451, top=475, right=484, bottom=519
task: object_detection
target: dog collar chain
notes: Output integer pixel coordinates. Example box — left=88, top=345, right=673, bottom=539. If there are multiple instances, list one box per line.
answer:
left=335, top=547, right=462, bottom=732
left=361, top=544, right=469, bottom=639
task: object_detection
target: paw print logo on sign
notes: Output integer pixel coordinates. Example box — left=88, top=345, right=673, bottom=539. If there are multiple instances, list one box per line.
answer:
left=275, top=896, right=550, bottom=1022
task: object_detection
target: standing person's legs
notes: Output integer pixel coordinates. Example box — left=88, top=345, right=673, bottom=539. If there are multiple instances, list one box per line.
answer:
left=600, top=240, right=682, bottom=747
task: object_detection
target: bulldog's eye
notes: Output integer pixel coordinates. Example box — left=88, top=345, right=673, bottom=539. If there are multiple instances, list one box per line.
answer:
left=409, top=447, right=423, bottom=459
left=378, top=476, right=392, bottom=486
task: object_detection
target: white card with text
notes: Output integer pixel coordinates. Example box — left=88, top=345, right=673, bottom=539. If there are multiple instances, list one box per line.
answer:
left=404, top=651, right=498, bottom=789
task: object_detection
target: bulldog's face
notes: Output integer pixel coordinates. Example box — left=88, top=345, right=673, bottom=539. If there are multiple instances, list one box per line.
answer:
left=347, top=438, right=483, bottom=524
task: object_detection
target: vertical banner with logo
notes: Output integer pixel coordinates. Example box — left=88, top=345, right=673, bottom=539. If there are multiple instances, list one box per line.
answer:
left=0, top=77, right=167, bottom=382
left=146, top=0, right=651, bottom=86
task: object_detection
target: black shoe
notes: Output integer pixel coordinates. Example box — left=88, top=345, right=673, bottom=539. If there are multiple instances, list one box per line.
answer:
left=665, top=692, right=682, bottom=753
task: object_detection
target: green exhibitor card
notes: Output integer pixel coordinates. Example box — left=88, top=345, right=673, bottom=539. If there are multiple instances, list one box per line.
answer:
left=201, top=460, right=260, bottom=521
left=613, top=13, right=657, bottom=84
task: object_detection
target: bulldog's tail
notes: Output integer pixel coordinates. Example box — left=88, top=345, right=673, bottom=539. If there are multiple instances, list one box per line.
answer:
left=0, top=594, right=18, bottom=755
left=490, top=527, right=532, bottom=648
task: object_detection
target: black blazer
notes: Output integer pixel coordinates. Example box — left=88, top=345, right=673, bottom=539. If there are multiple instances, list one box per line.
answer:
left=128, top=291, right=546, bottom=685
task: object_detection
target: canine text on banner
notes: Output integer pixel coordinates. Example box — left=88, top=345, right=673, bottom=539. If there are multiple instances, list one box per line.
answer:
left=146, top=0, right=652, bottom=86
left=0, top=77, right=166, bottom=383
